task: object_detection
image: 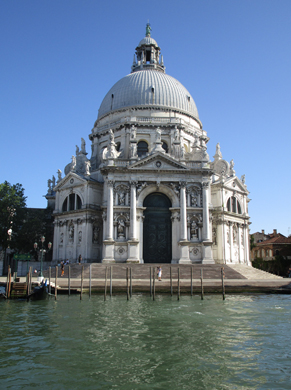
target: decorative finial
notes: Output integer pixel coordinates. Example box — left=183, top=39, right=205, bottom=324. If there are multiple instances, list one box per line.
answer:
left=146, top=22, right=151, bottom=37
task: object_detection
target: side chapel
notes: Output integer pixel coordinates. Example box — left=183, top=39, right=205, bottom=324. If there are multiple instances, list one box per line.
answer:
left=46, top=25, right=251, bottom=265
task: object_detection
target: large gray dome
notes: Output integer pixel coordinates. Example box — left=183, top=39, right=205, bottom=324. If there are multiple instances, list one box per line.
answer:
left=98, top=70, right=199, bottom=120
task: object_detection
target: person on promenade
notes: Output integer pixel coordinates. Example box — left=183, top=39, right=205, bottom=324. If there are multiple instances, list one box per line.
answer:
left=61, top=261, right=64, bottom=277
left=78, top=255, right=82, bottom=264
left=157, top=266, right=162, bottom=281
left=288, top=266, right=291, bottom=278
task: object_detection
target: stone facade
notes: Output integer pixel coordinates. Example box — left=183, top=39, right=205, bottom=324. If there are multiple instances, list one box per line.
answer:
left=46, top=25, right=251, bottom=265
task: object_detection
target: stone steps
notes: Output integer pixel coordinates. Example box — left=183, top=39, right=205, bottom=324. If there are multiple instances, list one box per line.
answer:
left=44, top=263, right=247, bottom=280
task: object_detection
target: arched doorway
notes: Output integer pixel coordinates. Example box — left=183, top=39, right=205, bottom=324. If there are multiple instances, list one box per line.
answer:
left=143, top=193, right=172, bottom=263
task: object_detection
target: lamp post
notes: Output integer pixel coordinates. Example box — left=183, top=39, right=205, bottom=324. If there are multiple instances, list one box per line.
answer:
left=34, top=237, right=52, bottom=281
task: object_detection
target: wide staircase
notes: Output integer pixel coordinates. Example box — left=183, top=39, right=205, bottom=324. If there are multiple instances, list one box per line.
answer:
left=43, top=263, right=247, bottom=280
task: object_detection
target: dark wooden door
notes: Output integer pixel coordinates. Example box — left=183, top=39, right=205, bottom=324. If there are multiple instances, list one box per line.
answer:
left=143, top=193, right=172, bottom=263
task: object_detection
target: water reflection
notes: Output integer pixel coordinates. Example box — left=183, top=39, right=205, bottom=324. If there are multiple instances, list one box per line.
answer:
left=0, top=294, right=291, bottom=389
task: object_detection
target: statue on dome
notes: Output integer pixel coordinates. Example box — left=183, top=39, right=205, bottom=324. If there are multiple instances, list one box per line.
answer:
left=146, top=23, right=151, bottom=37
left=71, top=155, right=76, bottom=172
left=241, top=174, right=246, bottom=185
left=131, top=125, right=137, bottom=140
left=47, top=178, right=53, bottom=193
left=84, top=160, right=91, bottom=176
left=76, top=145, right=80, bottom=155
left=156, top=127, right=162, bottom=143
left=130, top=142, right=137, bottom=158
left=57, top=169, right=62, bottom=182
left=81, top=138, right=86, bottom=154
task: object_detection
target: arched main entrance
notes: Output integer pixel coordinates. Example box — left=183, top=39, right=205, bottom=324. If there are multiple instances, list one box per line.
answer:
left=143, top=193, right=172, bottom=263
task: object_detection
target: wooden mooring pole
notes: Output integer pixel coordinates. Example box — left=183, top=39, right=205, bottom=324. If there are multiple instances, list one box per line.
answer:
left=150, top=267, right=152, bottom=297
left=190, top=267, right=193, bottom=297
left=29, top=266, right=32, bottom=295
left=153, top=267, right=155, bottom=301
left=6, top=266, right=11, bottom=299
left=126, top=267, right=129, bottom=301
left=130, top=267, right=132, bottom=298
left=80, top=266, right=84, bottom=300
left=49, top=267, right=51, bottom=295
left=55, top=266, right=58, bottom=300
left=104, top=266, right=108, bottom=301
left=177, top=267, right=180, bottom=300
left=221, top=267, right=225, bottom=300
left=68, top=266, right=71, bottom=296
left=170, top=266, right=173, bottom=296
left=200, top=268, right=204, bottom=300
left=110, top=266, right=112, bottom=297
left=89, top=264, right=92, bottom=298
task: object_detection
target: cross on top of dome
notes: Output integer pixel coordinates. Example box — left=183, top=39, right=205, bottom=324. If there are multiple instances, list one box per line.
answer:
left=131, top=24, right=165, bottom=73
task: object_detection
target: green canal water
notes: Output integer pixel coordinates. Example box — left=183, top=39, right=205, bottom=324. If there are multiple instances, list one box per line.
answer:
left=0, top=294, right=291, bottom=389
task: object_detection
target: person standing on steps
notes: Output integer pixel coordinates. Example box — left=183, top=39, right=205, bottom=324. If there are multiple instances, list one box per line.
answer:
left=157, top=266, right=162, bottom=281
left=61, top=261, right=64, bottom=277
left=78, top=255, right=82, bottom=264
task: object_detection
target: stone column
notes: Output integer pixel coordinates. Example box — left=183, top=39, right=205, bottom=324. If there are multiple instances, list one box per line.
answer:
left=107, top=180, right=114, bottom=240
left=179, top=182, right=190, bottom=263
left=238, top=224, right=241, bottom=263
left=130, top=181, right=137, bottom=240
left=202, top=181, right=210, bottom=240
left=229, top=222, right=233, bottom=263
left=180, top=182, right=187, bottom=241
left=243, top=223, right=250, bottom=265
left=127, top=180, right=139, bottom=263
left=53, top=220, right=59, bottom=261
left=103, top=180, right=115, bottom=263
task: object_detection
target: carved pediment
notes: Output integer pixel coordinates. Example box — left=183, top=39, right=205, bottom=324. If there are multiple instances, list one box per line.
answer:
left=223, top=177, right=249, bottom=194
left=129, top=152, right=189, bottom=171
left=54, top=172, right=87, bottom=191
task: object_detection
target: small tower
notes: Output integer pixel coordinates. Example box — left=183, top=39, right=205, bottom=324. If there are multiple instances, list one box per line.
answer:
left=131, top=23, right=165, bottom=73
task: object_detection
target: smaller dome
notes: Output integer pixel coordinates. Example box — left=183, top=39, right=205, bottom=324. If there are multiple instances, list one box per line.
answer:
left=138, top=37, right=158, bottom=47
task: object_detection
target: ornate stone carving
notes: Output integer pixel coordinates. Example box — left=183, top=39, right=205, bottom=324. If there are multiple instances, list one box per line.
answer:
left=169, top=183, right=180, bottom=199
left=81, top=138, right=87, bottom=154
left=114, top=184, right=130, bottom=205
left=84, top=160, right=91, bottom=176
left=68, top=222, right=74, bottom=243
left=93, top=225, right=100, bottom=243
left=117, top=219, right=125, bottom=238
left=60, top=232, right=64, bottom=244
left=190, top=221, right=198, bottom=239
left=136, top=182, right=147, bottom=197
left=71, top=156, right=76, bottom=172
left=57, top=169, right=62, bottom=183
left=230, top=159, right=235, bottom=176
left=192, top=247, right=200, bottom=256
left=78, top=231, right=82, bottom=243
left=171, top=211, right=180, bottom=221
left=233, top=224, right=237, bottom=244
left=212, top=227, right=217, bottom=245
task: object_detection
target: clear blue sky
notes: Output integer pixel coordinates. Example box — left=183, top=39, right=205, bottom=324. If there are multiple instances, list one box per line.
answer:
left=1, top=0, right=291, bottom=236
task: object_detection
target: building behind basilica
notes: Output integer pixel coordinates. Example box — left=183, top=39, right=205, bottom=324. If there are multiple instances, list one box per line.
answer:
left=46, top=25, right=251, bottom=265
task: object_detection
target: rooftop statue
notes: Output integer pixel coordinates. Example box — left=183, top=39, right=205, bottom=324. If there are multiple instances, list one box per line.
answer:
left=146, top=23, right=151, bottom=37
left=81, top=138, right=86, bottom=154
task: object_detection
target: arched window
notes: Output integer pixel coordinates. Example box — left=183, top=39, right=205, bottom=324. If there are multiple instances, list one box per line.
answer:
left=227, top=196, right=242, bottom=214
left=137, top=141, right=148, bottom=157
left=62, top=194, right=82, bottom=212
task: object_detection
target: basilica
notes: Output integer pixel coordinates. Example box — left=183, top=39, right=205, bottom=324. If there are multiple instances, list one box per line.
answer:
left=46, top=25, right=251, bottom=265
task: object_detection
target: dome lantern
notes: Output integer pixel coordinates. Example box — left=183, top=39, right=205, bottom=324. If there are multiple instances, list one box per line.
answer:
left=131, top=24, right=165, bottom=73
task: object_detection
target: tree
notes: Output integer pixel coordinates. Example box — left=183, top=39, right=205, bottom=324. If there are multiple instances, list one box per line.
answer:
left=0, top=181, right=27, bottom=251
